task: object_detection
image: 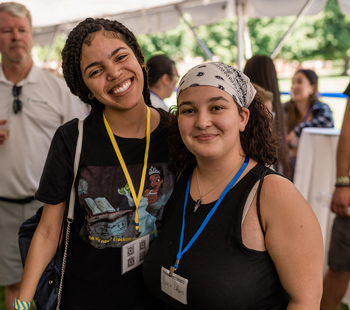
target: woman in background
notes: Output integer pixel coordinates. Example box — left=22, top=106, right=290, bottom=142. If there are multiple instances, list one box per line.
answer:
left=244, top=54, right=291, bottom=179
left=284, top=68, right=334, bottom=179
left=147, top=54, right=178, bottom=111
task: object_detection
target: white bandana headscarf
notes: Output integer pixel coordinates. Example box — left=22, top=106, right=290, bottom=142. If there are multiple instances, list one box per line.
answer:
left=176, top=62, right=256, bottom=108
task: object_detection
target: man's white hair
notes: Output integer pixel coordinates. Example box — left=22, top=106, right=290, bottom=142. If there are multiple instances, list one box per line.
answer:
left=0, top=2, right=32, bottom=29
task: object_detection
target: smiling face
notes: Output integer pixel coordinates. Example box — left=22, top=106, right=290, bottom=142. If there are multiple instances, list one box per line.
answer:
left=149, top=173, right=163, bottom=190
left=0, top=11, right=33, bottom=65
left=80, top=31, right=145, bottom=113
left=291, top=71, right=316, bottom=104
left=177, top=86, right=249, bottom=162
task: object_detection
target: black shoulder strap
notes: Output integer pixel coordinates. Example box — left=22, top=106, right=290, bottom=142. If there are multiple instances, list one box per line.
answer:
left=256, top=168, right=269, bottom=237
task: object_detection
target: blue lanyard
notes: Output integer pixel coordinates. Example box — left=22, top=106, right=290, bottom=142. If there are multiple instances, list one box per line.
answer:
left=169, top=156, right=249, bottom=276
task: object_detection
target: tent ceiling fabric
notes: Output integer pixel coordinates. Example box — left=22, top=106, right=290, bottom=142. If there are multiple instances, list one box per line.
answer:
left=16, top=0, right=350, bottom=46
left=246, top=0, right=327, bottom=17
left=338, top=0, right=350, bottom=15
left=23, top=0, right=182, bottom=28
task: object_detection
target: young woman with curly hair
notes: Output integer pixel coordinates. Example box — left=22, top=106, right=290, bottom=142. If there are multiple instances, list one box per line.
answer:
left=16, top=18, right=175, bottom=309
left=143, top=62, right=323, bottom=309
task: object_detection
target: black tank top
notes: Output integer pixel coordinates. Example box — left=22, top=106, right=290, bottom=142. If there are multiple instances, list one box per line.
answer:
left=143, top=163, right=289, bottom=309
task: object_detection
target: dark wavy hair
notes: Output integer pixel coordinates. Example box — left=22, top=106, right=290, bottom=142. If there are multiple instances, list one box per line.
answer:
left=168, top=92, right=279, bottom=174
left=61, top=18, right=151, bottom=113
left=146, top=54, right=175, bottom=87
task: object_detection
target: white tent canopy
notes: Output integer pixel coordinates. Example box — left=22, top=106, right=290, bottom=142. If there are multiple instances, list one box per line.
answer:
left=15, top=0, right=350, bottom=68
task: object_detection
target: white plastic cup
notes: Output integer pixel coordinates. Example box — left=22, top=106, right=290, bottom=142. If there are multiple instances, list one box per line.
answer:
left=316, top=191, right=332, bottom=208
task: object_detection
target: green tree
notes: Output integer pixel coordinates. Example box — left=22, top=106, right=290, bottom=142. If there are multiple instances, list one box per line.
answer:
left=32, top=0, right=350, bottom=74
left=137, top=17, right=193, bottom=62
left=313, top=0, right=350, bottom=74
left=247, top=14, right=323, bottom=61
left=33, top=33, right=67, bottom=62
left=194, top=18, right=237, bottom=64
left=247, top=0, right=350, bottom=74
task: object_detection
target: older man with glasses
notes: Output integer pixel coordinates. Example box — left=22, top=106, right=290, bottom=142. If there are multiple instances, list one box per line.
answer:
left=0, top=2, right=86, bottom=309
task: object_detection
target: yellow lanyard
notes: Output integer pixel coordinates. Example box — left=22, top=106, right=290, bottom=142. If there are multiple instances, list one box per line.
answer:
left=103, top=106, right=150, bottom=232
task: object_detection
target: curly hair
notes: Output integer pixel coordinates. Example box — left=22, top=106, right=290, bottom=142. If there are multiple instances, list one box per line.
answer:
left=61, top=18, right=151, bottom=113
left=168, top=93, right=279, bottom=174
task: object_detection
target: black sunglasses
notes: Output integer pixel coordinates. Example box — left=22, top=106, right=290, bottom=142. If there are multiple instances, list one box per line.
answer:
left=12, top=85, right=23, bottom=114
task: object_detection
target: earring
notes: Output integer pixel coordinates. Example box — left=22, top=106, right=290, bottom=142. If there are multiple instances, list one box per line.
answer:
left=88, top=93, right=94, bottom=100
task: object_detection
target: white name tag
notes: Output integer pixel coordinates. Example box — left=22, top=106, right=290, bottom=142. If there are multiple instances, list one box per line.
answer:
left=121, top=234, right=149, bottom=274
left=161, top=267, right=188, bottom=304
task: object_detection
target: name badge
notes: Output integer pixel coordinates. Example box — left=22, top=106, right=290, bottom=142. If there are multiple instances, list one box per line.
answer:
left=161, top=267, right=188, bottom=304
left=121, top=234, right=149, bottom=274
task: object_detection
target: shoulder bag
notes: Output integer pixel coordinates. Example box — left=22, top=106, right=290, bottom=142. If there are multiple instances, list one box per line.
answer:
left=18, top=119, right=84, bottom=310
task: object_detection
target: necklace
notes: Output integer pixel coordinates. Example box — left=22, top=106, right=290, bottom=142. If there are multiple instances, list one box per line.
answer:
left=193, top=156, right=245, bottom=212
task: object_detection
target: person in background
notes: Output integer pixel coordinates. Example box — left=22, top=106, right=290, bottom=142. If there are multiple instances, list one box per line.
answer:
left=143, top=62, right=323, bottom=309
left=284, top=68, right=334, bottom=179
left=244, top=54, right=291, bottom=180
left=0, top=2, right=86, bottom=309
left=321, top=83, right=350, bottom=310
left=15, top=17, right=175, bottom=310
left=146, top=54, right=178, bottom=111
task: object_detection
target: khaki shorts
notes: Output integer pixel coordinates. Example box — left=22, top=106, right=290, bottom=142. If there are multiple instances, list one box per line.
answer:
left=328, top=216, right=350, bottom=271
left=0, top=199, right=42, bottom=286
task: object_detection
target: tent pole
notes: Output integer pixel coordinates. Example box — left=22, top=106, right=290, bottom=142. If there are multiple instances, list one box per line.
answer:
left=236, top=0, right=245, bottom=71
left=175, top=5, right=213, bottom=61
left=270, top=0, right=316, bottom=59
left=243, top=12, right=252, bottom=61
left=45, top=26, right=61, bottom=68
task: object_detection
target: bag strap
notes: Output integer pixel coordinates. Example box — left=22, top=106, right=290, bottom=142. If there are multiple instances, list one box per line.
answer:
left=67, top=119, right=84, bottom=221
left=55, top=119, right=84, bottom=249
left=56, top=119, right=84, bottom=310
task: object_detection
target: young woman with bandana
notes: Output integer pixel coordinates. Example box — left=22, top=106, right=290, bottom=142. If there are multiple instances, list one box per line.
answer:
left=15, top=18, right=175, bottom=309
left=143, top=62, right=323, bottom=309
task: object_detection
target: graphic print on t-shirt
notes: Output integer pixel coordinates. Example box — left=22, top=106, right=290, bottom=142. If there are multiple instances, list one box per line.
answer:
left=77, top=163, right=173, bottom=249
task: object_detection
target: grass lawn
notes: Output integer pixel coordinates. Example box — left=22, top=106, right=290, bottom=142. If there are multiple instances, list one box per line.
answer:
left=0, top=287, right=3, bottom=310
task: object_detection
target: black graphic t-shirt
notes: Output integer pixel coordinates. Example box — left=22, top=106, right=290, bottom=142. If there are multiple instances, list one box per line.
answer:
left=36, top=108, right=175, bottom=309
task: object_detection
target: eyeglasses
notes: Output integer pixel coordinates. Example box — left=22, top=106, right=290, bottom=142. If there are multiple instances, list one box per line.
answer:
left=12, top=85, right=23, bottom=114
